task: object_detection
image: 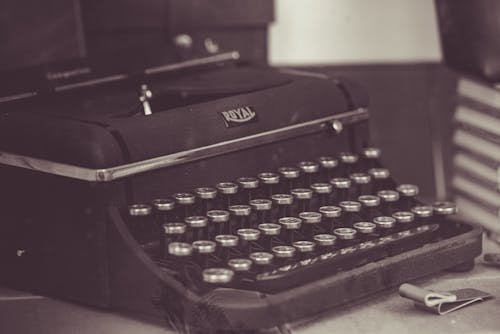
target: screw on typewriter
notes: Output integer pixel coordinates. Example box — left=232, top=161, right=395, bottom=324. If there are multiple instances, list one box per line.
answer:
left=172, top=192, right=196, bottom=220
left=216, top=182, right=239, bottom=208
left=297, top=161, right=319, bottom=187
left=330, top=177, right=352, bottom=202
left=291, top=188, right=313, bottom=213
left=128, top=204, right=153, bottom=244
left=318, top=156, right=338, bottom=180
left=258, top=172, right=280, bottom=198
left=249, top=199, right=272, bottom=224
left=194, top=187, right=217, bottom=215
left=237, top=177, right=259, bottom=203
left=310, top=182, right=333, bottom=209
left=228, top=205, right=252, bottom=231
left=271, top=194, right=293, bottom=218
left=161, top=222, right=187, bottom=258
left=278, top=166, right=301, bottom=192
left=339, top=152, right=359, bottom=175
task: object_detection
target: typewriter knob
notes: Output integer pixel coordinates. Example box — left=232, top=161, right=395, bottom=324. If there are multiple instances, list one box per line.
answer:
left=215, top=234, right=239, bottom=247
left=216, top=182, right=239, bottom=194
left=353, top=222, right=376, bottom=234
left=129, top=204, right=152, bottom=216
left=237, top=228, right=261, bottom=241
left=368, top=168, right=390, bottom=179
left=411, top=205, right=434, bottom=218
left=298, top=212, right=322, bottom=224
left=152, top=199, right=175, bottom=211
left=350, top=173, right=371, bottom=185
left=228, top=205, right=252, bottom=216
left=392, top=211, right=415, bottom=224
left=333, top=227, right=357, bottom=240
left=363, top=147, right=381, bottom=159
left=330, top=177, right=352, bottom=189
left=271, top=194, right=294, bottom=205
left=228, top=258, right=253, bottom=272
left=291, top=188, right=313, bottom=200
left=202, top=268, right=234, bottom=284
left=249, top=199, right=272, bottom=211
left=318, top=156, right=338, bottom=169
left=319, top=206, right=342, bottom=218
left=173, top=193, right=196, bottom=205
left=373, top=216, right=396, bottom=229
left=207, top=210, right=230, bottom=222
left=293, top=240, right=316, bottom=253
left=358, top=195, right=380, bottom=207
left=396, top=184, right=419, bottom=197
left=313, top=234, right=337, bottom=246
left=258, top=172, right=280, bottom=184
left=278, top=217, right=302, bottom=230
left=249, top=252, right=274, bottom=265
left=163, top=222, right=187, bottom=235
left=432, top=202, right=457, bottom=215
left=192, top=240, right=217, bottom=254
left=272, top=245, right=296, bottom=258
left=278, top=166, right=300, bottom=179
left=184, top=216, right=208, bottom=228
left=339, top=152, right=359, bottom=164
left=258, top=223, right=282, bottom=236
left=310, top=183, right=333, bottom=194
left=297, top=161, right=319, bottom=174
left=377, top=190, right=400, bottom=203
left=194, top=187, right=217, bottom=199
left=237, top=177, right=259, bottom=189
left=339, top=201, right=361, bottom=212
left=168, top=242, right=193, bottom=256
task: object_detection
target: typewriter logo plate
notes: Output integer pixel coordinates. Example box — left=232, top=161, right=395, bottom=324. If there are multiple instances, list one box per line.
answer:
left=219, top=106, right=258, bottom=128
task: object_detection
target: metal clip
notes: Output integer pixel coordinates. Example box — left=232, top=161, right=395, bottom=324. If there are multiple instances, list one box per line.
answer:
left=139, top=84, right=153, bottom=116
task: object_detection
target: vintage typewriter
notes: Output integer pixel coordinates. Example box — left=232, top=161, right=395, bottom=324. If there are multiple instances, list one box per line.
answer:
left=0, top=56, right=482, bottom=332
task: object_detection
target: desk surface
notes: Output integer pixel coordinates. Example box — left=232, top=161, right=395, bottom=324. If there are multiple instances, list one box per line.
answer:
left=2, top=238, right=500, bottom=334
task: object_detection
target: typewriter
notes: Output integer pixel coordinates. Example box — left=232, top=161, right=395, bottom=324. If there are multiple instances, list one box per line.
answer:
left=0, top=58, right=482, bottom=333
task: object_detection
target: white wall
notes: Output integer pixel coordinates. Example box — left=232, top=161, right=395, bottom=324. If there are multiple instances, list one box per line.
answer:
left=269, top=0, right=441, bottom=65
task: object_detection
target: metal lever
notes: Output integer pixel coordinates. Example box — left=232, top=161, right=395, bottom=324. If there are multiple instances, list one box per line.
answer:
left=139, top=84, right=153, bottom=115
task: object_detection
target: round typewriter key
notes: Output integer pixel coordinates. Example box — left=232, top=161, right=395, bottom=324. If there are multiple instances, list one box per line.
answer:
left=433, top=201, right=457, bottom=216
left=237, top=228, right=261, bottom=255
left=411, top=205, right=434, bottom=225
left=330, top=177, right=352, bottom=201
left=272, top=194, right=294, bottom=217
left=216, top=182, right=238, bottom=207
left=272, top=245, right=296, bottom=259
left=396, top=184, right=419, bottom=210
left=279, top=216, right=302, bottom=243
left=163, top=222, right=187, bottom=235
left=161, top=222, right=187, bottom=257
left=392, top=211, right=415, bottom=225
left=298, top=161, right=319, bottom=186
left=228, top=258, right=252, bottom=272
left=333, top=227, right=357, bottom=241
left=350, top=172, right=372, bottom=196
left=168, top=242, right=193, bottom=257
left=358, top=195, right=381, bottom=220
left=319, top=206, right=342, bottom=227
left=368, top=168, right=391, bottom=192
left=249, top=198, right=272, bottom=224
left=353, top=222, right=376, bottom=234
left=184, top=216, right=208, bottom=241
left=313, top=234, right=337, bottom=247
left=339, top=201, right=361, bottom=226
left=228, top=204, right=252, bottom=231
left=152, top=199, right=175, bottom=234
left=363, top=147, right=381, bottom=160
left=278, top=166, right=301, bottom=191
left=249, top=251, right=274, bottom=265
left=128, top=204, right=153, bottom=243
left=299, top=211, right=322, bottom=235
left=192, top=240, right=216, bottom=266
left=377, top=190, right=399, bottom=214
left=258, top=172, right=280, bottom=197
left=207, top=210, right=230, bottom=235
left=373, top=216, right=396, bottom=230
left=202, top=268, right=234, bottom=284
left=293, top=240, right=316, bottom=254
left=194, top=187, right=217, bottom=214
left=310, top=182, right=333, bottom=207
left=215, top=234, right=238, bottom=259
left=318, top=156, right=339, bottom=169
left=339, top=152, right=359, bottom=164
left=258, top=223, right=282, bottom=249
left=237, top=177, right=259, bottom=202
left=173, top=193, right=196, bottom=219
left=291, top=188, right=313, bottom=213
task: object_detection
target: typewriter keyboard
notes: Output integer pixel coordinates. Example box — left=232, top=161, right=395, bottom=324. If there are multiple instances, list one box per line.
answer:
left=125, top=148, right=458, bottom=293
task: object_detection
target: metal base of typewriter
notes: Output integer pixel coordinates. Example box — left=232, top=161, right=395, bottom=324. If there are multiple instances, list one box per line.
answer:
left=106, top=206, right=482, bottom=332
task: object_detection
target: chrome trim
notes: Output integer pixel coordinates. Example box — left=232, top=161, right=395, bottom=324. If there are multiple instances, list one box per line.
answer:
left=0, top=108, right=369, bottom=182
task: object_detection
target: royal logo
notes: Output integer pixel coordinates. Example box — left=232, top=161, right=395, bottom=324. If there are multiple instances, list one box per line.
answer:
left=219, top=106, right=258, bottom=127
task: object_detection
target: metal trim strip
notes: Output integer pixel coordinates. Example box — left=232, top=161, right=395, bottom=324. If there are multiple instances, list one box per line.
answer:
left=0, top=108, right=368, bottom=182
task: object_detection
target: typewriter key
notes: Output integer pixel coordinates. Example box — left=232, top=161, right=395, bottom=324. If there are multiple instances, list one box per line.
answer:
left=192, top=240, right=217, bottom=267
left=411, top=205, right=433, bottom=225
left=339, top=201, right=361, bottom=226
left=297, top=161, right=319, bottom=186
left=373, top=216, right=396, bottom=230
left=333, top=227, right=357, bottom=241
left=318, top=156, right=338, bottom=180
left=330, top=177, right=352, bottom=202
left=362, top=147, right=381, bottom=169
left=377, top=190, right=399, bottom=214
left=258, top=223, right=282, bottom=249
left=313, top=234, right=337, bottom=247
left=339, top=152, right=359, bottom=174
left=128, top=204, right=153, bottom=243
left=272, top=245, right=296, bottom=260
left=291, top=188, right=313, bottom=213
left=293, top=241, right=316, bottom=255
left=202, top=268, right=234, bottom=284
left=194, top=187, right=217, bottom=214
left=161, top=222, right=187, bottom=257
left=353, top=222, right=376, bottom=235
left=271, top=194, right=294, bottom=218
left=299, top=211, right=322, bottom=235
left=207, top=210, right=230, bottom=236
left=279, top=217, right=302, bottom=243
left=258, top=172, right=280, bottom=197
left=237, top=228, right=261, bottom=255
left=168, top=242, right=193, bottom=268
left=173, top=193, right=196, bottom=219
left=228, top=258, right=253, bottom=272
left=152, top=198, right=175, bottom=226
left=237, top=177, right=259, bottom=202
left=350, top=173, right=371, bottom=196
left=433, top=202, right=457, bottom=236
left=278, top=166, right=301, bottom=192
left=216, top=182, right=239, bottom=207
left=228, top=205, right=252, bottom=231
left=396, top=184, right=419, bottom=210
left=215, top=234, right=239, bottom=260
left=249, top=252, right=274, bottom=266
left=368, top=168, right=391, bottom=192
left=184, top=216, right=208, bottom=241
left=249, top=199, right=272, bottom=224
left=432, top=201, right=457, bottom=216
left=392, top=211, right=415, bottom=226
left=358, top=195, right=381, bottom=220
left=310, top=183, right=333, bottom=208
left=319, top=206, right=342, bottom=228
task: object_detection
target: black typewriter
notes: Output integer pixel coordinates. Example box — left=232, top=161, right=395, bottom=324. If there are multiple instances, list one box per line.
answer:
left=0, top=59, right=482, bottom=333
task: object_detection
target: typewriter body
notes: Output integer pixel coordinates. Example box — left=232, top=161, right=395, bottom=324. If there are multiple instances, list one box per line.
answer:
left=0, top=62, right=482, bottom=332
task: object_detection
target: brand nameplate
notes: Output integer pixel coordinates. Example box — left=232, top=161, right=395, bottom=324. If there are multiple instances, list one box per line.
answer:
left=219, top=106, right=258, bottom=128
